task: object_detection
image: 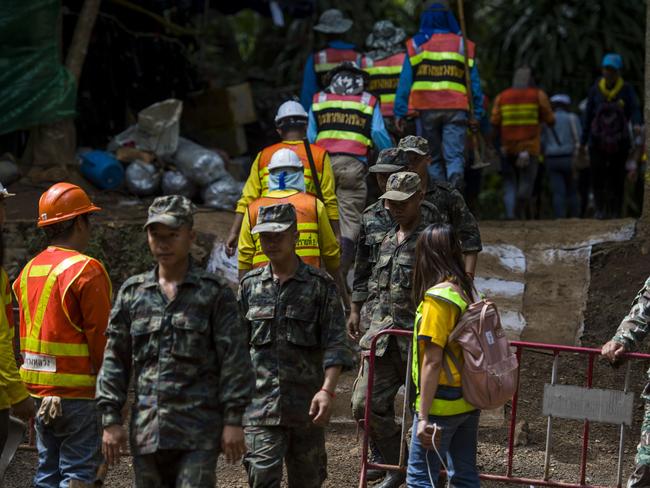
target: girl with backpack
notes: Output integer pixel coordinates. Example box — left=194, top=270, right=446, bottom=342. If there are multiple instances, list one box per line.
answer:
left=407, top=223, right=480, bottom=488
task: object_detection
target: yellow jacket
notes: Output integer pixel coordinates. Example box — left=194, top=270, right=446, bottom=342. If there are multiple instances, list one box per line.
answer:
left=235, top=140, right=339, bottom=221
left=0, top=268, right=29, bottom=409
left=239, top=189, right=340, bottom=272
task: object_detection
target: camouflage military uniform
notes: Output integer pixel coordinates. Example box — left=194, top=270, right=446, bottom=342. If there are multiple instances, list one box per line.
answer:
left=611, top=277, right=650, bottom=487
left=238, top=260, right=353, bottom=488
left=96, top=196, right=253, bottom=488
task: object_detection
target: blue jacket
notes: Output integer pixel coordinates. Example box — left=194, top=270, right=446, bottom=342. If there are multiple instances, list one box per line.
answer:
left=542, top=109, right=582, bottom=157
left=300, top=41, right=359, bottom=111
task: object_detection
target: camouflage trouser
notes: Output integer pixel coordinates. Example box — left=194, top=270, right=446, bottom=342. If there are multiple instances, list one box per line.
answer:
left=133, top=449, right=217, bottom=488
left=629, top=390, right=650, bottom=487
left=243, top=425, right=327, bottom=488
left=351, top=337, right=407, bottom=442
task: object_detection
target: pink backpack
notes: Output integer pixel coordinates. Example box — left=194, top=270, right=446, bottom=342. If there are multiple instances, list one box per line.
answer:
left=441, top=284, right=519, bottom=410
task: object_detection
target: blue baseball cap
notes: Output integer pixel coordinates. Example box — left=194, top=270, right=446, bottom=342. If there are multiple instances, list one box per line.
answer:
left=602, top=53, right=623, bottom=70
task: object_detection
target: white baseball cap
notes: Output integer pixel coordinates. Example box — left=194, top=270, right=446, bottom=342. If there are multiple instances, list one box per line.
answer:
left=275, top=101, right=308, bottom=123
left=267, top=148, right=303, bottom=172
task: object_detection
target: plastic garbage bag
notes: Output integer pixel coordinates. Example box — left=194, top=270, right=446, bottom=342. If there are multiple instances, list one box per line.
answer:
left=201, top=174, right=243, bottom=210
left=206, top=242, right=238, bottom=285
left=136, top=99, right=182, bottom=157
left=125, top=160, right=161, bottom=196
left=0, top=154, right=20, bottom=186
left=161, top=170, right=197, bottom=199
left=172, top=138, right=227, bottom=186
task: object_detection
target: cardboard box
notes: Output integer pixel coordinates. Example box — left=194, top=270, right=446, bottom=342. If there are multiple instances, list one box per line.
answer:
left=183, top=82, right=257, bottom=132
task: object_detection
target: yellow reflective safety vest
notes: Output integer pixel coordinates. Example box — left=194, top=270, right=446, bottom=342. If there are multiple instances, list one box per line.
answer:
left=412, top=284, right=475, bottom=416
left=406, top=33, right=475, bottom=112
left=312, top=91, right=377, bottom=157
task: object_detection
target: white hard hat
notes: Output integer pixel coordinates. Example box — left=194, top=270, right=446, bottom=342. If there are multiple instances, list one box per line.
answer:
left=268, top=148, right=304, bottom=172
left=275, top=101, right=308, bottom=123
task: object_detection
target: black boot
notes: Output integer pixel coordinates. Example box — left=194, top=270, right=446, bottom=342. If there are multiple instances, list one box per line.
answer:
left=628, top=463, right=650, bottom=487
left=366, top=439, right=385, bottom=482
left=374, top=434, right=406, bottom=488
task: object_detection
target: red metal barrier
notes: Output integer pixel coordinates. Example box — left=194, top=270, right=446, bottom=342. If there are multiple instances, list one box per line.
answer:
left=358, top=330, right=650, bottom=488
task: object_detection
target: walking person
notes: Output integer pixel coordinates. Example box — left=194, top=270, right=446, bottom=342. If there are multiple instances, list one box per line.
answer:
left=97, top=196, right=253, bottom=487
left=13, top=183, right=112, bottom=488
left=580, top=53, right=642, bottom=219
left=543, top=94, right=581, bottom=218
left=407, top=223, right=479, bottom=488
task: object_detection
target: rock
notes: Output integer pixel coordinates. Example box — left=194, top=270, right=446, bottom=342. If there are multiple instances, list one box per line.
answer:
left=513, top=419, right=530, bottom=446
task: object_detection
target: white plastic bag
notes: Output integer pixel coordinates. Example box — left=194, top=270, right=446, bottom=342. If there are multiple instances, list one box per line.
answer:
left=136, top=99, right=183, bottom=157
left=206, top=242, right=239, bottom=284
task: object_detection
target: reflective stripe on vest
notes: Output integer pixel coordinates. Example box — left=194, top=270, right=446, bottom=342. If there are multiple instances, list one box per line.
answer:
left=412, top=285, right=475, bottom=416
left=312, top=92, right=376, bottom=156
left=313, top=48, right=362, bottom=88
left=498, top=88, right=541, bottom=142
left=248, top=193, right=320, bottom=268
left=406, top=33, right=475, bottom=112
left=258, top=142, right=326, bottom=199
left=362, top=53, right=405, bottom=116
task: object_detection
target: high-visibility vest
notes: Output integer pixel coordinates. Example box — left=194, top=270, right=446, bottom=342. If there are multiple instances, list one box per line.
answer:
left=412, top=285, right=475, bottom=416
left=258, top=142, right=326, bottom=199
left=362, top=53, right=406, bottom=117
left=13, top=247, right=108, bottom=399
left=406, top=33, right=475, bottom=112
left=247, top=192, right=320, bottom=268
left=498, top=87, right=541, bottom=142
left=312, top=91, right=377, bottom=157
left=313, top=47, right=362, bottom=89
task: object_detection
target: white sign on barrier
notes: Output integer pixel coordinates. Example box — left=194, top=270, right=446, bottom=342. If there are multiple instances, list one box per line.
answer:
left=542, top=384, right=634, bottom=426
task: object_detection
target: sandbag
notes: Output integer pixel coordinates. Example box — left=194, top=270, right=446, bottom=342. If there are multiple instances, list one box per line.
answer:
left=161, top=170, right=197, bottom=199
left=201, top=174, right=243, bottom=210
left=125, top=160, right=161, bottom=196
left=172, top=138, right=227, bottom=186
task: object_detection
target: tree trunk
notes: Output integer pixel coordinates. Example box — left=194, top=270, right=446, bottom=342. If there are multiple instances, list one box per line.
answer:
left=27, top=0, right=101, bottom=178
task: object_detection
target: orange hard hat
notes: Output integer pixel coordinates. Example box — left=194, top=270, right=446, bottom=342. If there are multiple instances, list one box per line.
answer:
left=37, top=182, right=102, bottom=228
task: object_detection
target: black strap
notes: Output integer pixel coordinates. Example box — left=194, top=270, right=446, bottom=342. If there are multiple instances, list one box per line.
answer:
left=302, top=138, right=325, bottom=202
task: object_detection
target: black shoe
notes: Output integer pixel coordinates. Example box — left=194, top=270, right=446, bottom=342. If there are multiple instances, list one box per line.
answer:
left=367, top=439, right=385, bottom=482
left=374, top=470, right=405, bottom=488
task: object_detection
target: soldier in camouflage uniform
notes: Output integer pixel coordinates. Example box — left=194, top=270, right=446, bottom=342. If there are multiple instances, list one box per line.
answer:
left=399, top=135, right=482, bottom=276
left=96, top=196, right=253, bottom=488
left=238, top=203, right=353, bottom=488
left=351, top=172, right=435, bottom=488
left=602, top=278, right=650, bottom=487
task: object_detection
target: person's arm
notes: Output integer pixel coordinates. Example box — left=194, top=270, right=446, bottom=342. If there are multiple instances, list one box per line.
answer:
left=603, top=278, right=650, bottom=360
left=320, top=152, right=340, bottom=222
left=394, top=55, right=413, bottom=119
left=228, top=153, right=263, bottom=256
left=418, top=342, right=443, bottom=419
left=75, top=260, right=112, bottom=373
left=300, top=54, right=317, bottom=111
left=463, top=252, right=478, bottom=278
left=371, top=106, right=392, bottom=151
left=237, top=208, right=255, bottom=273
left=490, top=93, right=502, bottom=128
left=628, top=85, right=643, bottom=127
left=213, top=285, right=254, bottom=462
left=581, top=87, right=595, bottom=146
left=470, top=63, right=483, bottom=121
left=447, top=189, right=482, bottom=256
left=538, top=91, right=555, bottom=126
left=307, top=109, right=318, bottom=144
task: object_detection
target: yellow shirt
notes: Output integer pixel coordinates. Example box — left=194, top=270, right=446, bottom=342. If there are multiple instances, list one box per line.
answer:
left=417, top=295, right=463, bottom=387
left=238, top=189, right=340, bottom=272
left=0, top=268, right=29, bottom=409
left=235, top=140, right=339, bottom=222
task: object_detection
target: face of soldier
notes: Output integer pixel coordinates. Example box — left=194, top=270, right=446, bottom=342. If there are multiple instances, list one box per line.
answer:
left=386, top=192, right=422, bottom=227
left=375, top=173, right=391, bottom=192
left=259, top=227, right=299, bottom=264
left=147, top=223, right=195, bottom=268
left=406, top=153, right=430, bottom=184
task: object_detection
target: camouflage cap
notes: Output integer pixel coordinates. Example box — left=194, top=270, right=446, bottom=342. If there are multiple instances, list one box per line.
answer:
left=369, top=148, right=409, bottom=174
left=366, top=20, right=407, bottom=50
left=251, top=203, right=297, bottom=234
left=313, top=9, right=353, bottom=34
left=144, top=195, right=195, bottom=229
left=380, top=171, right=422, bottom=201
left=398, top=135, right=430, bottom=155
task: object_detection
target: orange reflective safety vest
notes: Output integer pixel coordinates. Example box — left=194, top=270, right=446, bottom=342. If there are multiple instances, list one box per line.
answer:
left=13, top=247, right=109, bottom=399
left=313, top=47, right=362, bottom=89
left=312, top=91, right=377, bottom=157
left=248, top=192, right=320, bottom=268
left=258, top=142, right=326, bottom=199
left=497, top=88, right=541, bottom=143
left=362, top=53, right=406, bottom=117
left=406, top=33, right=475, bottom=112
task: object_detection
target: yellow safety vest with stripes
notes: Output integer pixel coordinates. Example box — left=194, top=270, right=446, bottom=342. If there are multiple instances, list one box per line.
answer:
left=412, top=284, right=475, bottom=416
left=406, top=33, right=475, bottom=112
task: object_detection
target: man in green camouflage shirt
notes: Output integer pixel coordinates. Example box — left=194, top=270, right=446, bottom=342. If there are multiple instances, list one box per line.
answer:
left=603, top=278, right=650, bottom=487
left=97, top=196, right=253, bottom=487
left=351, top=172, right=434, bottom=488
left=238, top=203, right=353, bottom=488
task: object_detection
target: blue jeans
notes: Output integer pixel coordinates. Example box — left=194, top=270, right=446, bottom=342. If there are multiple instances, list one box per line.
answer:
left=417, top=110, right=468, bottom=183
left=34, top=398, right=102, bottom=488
left=546, top=155, right=579, bottom=218
left=501, top=154, right=539, bottom=219
left=406, top=411, right=480, bottom=488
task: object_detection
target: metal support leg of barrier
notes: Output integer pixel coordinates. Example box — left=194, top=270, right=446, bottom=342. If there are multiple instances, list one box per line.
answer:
left=398, top=345, right=413, bottom=468
left=507, top=346, right=524, bottom=477
left=579, top=354, right=595, bottom=485
left=544, top=352, right=560, bottom=480
left=616, top=361, right=631, bottom=488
